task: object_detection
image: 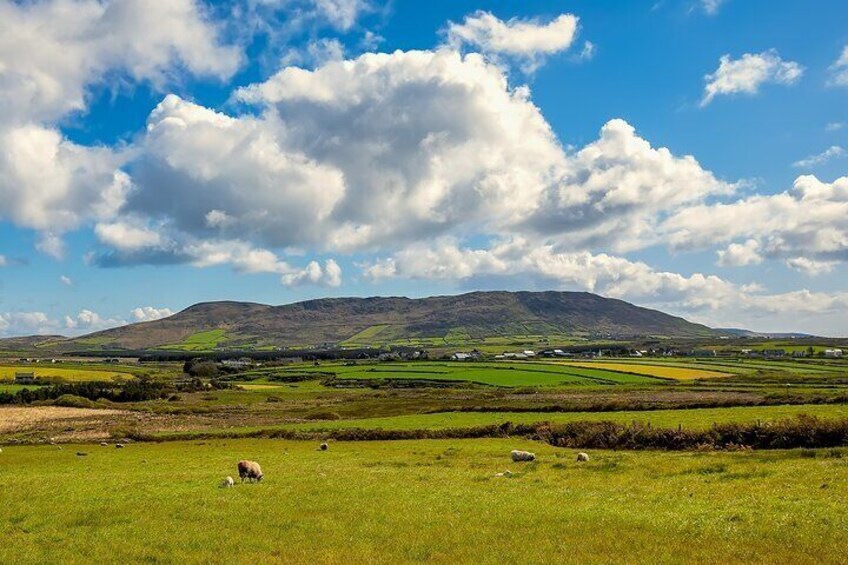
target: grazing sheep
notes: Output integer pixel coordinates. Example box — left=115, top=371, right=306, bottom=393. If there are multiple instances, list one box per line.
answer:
left=319, top=443, right=329, bottom=451
left=494, top=470, right=514, bottom=477
left=221, top=476, right=235, bottom=488
left=237, top=460, right=263, bottom=483
left=76, top=452, right=87, bottom=457
left=511, top=450, right=536, bottom=462
left=576, top=452, right=590, bottom=462
left=115, top=444, right=125, bottom=449
left=100, top=442, right=108, bottom=447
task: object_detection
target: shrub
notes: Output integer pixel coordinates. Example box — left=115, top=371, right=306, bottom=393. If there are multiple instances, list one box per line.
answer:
left=53, top=395, right=97, bottom=409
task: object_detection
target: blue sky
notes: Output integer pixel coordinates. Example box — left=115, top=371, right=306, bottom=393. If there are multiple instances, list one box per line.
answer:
left=1, top=0, right=847, bottom=336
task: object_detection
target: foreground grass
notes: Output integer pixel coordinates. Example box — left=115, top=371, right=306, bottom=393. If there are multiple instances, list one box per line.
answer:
left=1, top=438, right=846, bottom=564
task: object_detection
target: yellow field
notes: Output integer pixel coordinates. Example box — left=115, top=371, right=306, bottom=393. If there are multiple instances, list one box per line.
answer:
left=566, top=362, right=730, bottom=380
left=236, top=383, right=288, bottom=391
left=0, top=365, right=133, bottom=383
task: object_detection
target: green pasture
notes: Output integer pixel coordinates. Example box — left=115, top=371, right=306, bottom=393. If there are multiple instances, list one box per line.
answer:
left=1, top=438, right=846, bottom=564
left=280, top=403, right=848, bottom=433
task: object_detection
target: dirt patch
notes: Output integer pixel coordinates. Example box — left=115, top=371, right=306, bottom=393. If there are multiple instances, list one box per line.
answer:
left=0, top=406, right=127, bottom=434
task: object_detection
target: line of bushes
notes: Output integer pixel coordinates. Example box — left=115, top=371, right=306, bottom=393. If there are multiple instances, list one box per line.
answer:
left=141, top=415, right=848, bottom=450
left=0, top=379, right=170, bottom=405
left=441, top=393, right=848, bottom=414
left=536, top=415, right=848, bottom=450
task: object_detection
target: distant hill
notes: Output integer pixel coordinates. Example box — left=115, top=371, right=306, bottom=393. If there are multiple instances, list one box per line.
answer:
left=716, top=328, right=818, bottom=339
left=0, top=335, right=67, bottom=353
left=31, top=291, right=722, bottom=352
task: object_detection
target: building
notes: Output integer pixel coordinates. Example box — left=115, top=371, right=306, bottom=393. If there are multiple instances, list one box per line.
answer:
left=825, top=349, right=844, bottom=358
left=451, top=353, right=471, bottom=361
left=14, top=372, right=36, bottom=384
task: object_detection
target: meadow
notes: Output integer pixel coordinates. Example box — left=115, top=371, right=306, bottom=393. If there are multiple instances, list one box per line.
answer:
left=1, top=438, right=846, bottom=564
left=279, top=402, right=848, bottom=433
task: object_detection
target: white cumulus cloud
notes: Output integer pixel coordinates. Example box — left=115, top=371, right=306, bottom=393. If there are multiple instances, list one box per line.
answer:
left=131, top=307, right=174, bottom=323
left=446, top=11, right=580, bottom=72
left=701, top=50, right=803, bottom=106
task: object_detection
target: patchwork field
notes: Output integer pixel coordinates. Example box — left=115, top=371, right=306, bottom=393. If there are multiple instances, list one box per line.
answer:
left=1, top=438, right=846, bottom=564
left=564, top=361, right=731, bottom=380
left=0, top=365, right=135, bottom=383
left=269, top=362, right=667, bottom=387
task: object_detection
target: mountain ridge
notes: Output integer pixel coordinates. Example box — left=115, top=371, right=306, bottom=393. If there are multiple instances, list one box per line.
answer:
left=39, top=290, right=722, bottom=351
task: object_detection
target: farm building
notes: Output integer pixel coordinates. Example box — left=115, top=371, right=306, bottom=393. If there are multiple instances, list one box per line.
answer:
left=14, top=372, right=36, bottom=384
left=825, top=349, right=844, bottom=358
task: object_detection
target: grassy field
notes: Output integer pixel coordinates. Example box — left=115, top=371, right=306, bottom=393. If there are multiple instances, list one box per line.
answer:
left=278, top=403, right=848, bottom=433
left=1, top=438, right=846, bottom=564
left=162, top=329, right=231, bottom=351
left=0, top=365, right=135, bottom=382
left=0, top=384, right=42, bottom=394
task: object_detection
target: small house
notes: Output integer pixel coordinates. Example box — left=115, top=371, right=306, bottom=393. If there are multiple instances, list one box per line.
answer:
left=14, top=372, right=36, bottom=385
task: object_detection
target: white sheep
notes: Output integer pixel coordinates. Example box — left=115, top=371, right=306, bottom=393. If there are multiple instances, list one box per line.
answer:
left=511, top=450, right=536, bottom=462
left=494, top=470, right=514, bottom=477
left=319, top=442, right=329, bottom=451
left=221, top=476, right=235, bottom=488
left=576, top=452, right=590, bottom=462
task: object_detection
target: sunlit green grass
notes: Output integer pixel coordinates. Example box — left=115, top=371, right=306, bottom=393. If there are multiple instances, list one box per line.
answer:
left=241, top=403, right=848, bottom=434
left=1, top=438, right=846, bottom=564
left=161, top=329, right=230, bottom=351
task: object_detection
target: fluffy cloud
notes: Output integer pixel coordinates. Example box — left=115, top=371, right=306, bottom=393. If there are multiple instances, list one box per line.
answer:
left=829, top=46, right=848, bottom=87
left=793, top=146, right=845, bottom=169
left=131, top=306, right=174, bottom=322
left=128, top=51, right=565, bottom=254
left=0, top=125, right=131, bottom=234
left=717, top=240, right=762, bottom=267
left=785, top=257, right=838, bottom=276
left=663, top=175, right=848, bottom=266
left=63, top=309, right=124, bottom=331
left=94, top=221, right=166, bottom=252
left=121, top=50, right=726, bottom=264
left=701, top=50, right=803, bottom=106
left=0, top=0, right=240, bottom=125
left=445, top=11, right=579, bottom=72
left=281, top=259, right=342, bottom=287
left=59, top=275, right=73, bottom=286
left=0, top=0, right=241, bottom=254
left=522, top=119, right=733, bottom=252
left=0, top=312, right=60, bottom=336
left=0, top=255, right=6, bottom=267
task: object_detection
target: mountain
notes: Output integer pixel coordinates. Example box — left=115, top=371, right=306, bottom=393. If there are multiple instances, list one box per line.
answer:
left=40, top=291, right=721, bottom=352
